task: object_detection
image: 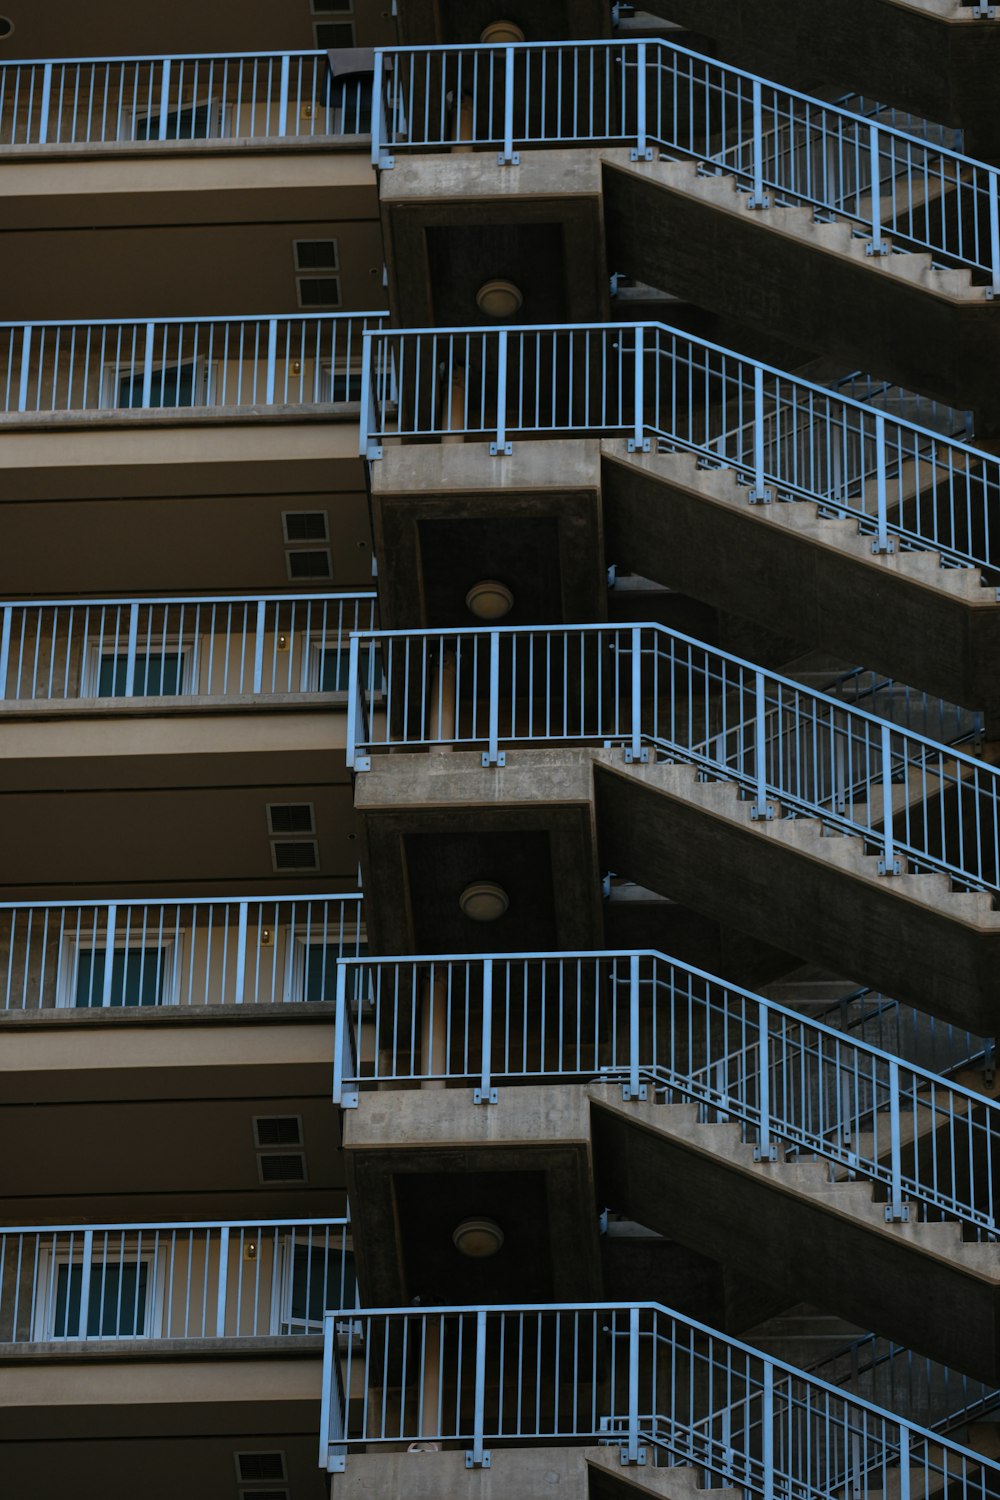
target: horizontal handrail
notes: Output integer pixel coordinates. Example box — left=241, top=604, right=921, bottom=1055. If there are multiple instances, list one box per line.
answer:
left=0, top=591, right=376, bottom=704
left=0, top=893, right=364, bottom=1011
left=345, top=622, right=1000, bottom=893
left=0, top=52, right=370, bottom=147
left=334, top=949, right=998, bottom=1234
left=320, top=1300, right=1000, bottom=1491
left=0, top=312, right=386, bottom=417
left=361, top=322, right=999, bottom=572
left=0, top=1218, right=355, bottom=1344
left=375, top=38, right=1000, bottom=290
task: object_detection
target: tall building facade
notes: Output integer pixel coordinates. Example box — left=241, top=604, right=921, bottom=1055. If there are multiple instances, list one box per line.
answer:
left=0, top=4, right=998, bottom=1498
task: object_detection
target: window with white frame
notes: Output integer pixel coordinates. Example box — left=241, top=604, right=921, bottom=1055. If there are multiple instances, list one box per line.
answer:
left=274, top=1237, right=357, bottom=1336
left=57, top=934, right=182, bottom=1009
left=34, top=1244, right=163, bottom=1340
left=284, top=935, right=367, bottom=1004
left=83, top=639, right=198, bottom=698
left=301, top=640, right=383, bottom=695
left=101, top=357, right=216, bottom=411
left=127, top=99, right=229, bottom=143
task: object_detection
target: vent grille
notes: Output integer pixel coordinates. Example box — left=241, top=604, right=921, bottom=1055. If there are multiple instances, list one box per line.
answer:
left=234, top=1452, right=286, bottom=1483
left=315, top=21, right=354, bottom=47
left=287, top=549, right=332, bottom=580
left=294, top=240, right=338, bottom=272
left=272, top=841, right=320, bottom=873
left=267, top=804, right=314, bottom=836
left=239, top=1491, right=289, bottom=1500
left=283, top=511, right=329, bottom=543
left=297, top=277, right=341, bottom=309
left=254, top=1116, right=303, bottom=1148
left=258, top=1153, right=307, bottom=1183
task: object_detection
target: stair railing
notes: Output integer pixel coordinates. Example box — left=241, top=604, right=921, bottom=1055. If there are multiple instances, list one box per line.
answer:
left=360, top=322, right=999, bottom=574
left=320, top=1299, right=1000, bottom=1494
left=333, top=950, right=998, bottom=1236
left=373, top=39, right=1000, bottom=291
left=344, top=621, right=1000, bottom=895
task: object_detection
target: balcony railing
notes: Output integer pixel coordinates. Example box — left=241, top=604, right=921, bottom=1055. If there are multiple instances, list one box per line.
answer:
left=375, top=39, right=1000, bottom=291
left=0, top=893, right=364, bottom=1012
left=0, top=312, right=386, bottom=419
left=361, top=322, right=1000, bottom=574
left=0, top=1218, right=355, bottom=1345
left=0, top=592, right=376, bottom=704
left=345, top=623, right=1000, bottom=894
left=334, top=950, right=998, bottom=1235
left=320, top=1300, right=1000, bottom=1493
left=0, top=51, right=370, bottom=148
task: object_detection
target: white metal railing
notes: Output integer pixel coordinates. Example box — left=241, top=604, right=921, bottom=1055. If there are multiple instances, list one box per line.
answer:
left=0, top=313, right=386, bottom=417
left=0, top=1219, right=355, bottom=1344
left=0, top=592, right=376, bottom=704
left=321, top=1301, right=1000, bottom=1493
left=334, top=950, right=998, bottom=1235
left=0, top=51, right=370, bottom=147
left=346, top=623, right=1000, bottom=894
left=0, top=893, right=364, bottom=1011
left=374, top=39, right=1000, bottom=291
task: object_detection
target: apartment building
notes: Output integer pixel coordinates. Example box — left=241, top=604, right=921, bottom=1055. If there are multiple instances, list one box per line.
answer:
left=0, top=3, right=998, bottom=1498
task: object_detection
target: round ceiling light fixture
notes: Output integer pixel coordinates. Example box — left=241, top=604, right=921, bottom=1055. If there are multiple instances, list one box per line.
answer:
left=480, top=21, right=525, bottom=44
left=459, top=881, right=509, bottom=922
left=475, top=278, right=523, bottom=319
left=453, top=1217, right=505, bottom=1258
left=465, top=579, right=514, bottom=620
left=0, top=19, right=14, bottom=37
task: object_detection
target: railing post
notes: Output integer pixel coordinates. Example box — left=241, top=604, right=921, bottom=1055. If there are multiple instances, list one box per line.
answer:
left=490, top=329, right=511, bottom=456
left=123, top=602, right=139, bottom=697
left=897, top=1427, right=911, bottom=1500
left=345, top=633, right=363, bottom=771
left=623, top=1307, right=646, bottom=1465
left=252, top=599, right=267, bottom=694
left=215, top=1226, right=230, bottom=1337
left=17, top=326, right=33, bottom=412
left=989, top=170, right=1000, bottom=300
left=885, top=1059, right=910, bottom=1222
left=878, top=722, right=902, bottom=875
left=624, top=953, right=646, bottom=1101
left=761, top=1362, right=775, bottom=1497
left=37, top=63, right=53, bottom=145
left=333, top=961, right=359, bottom=1108
left=372, top=51, right=394, bottom=169
left=277, top=53, right=290, bottom=137
left=497, top=46, right=519, bottom=165
left=482, top=630, right=505, bottom=767
left=141, top=321, right=155, bottom=408
left=630, top=41, right=652, bottom=162
left=625, top=626, right=648, bottom=764
left=747, top=78, right=770, bottom=208
left=77, top=1230, right=94, bottom=1338
left=158, top=58, right=172, bottom=141
left=872, top=412, right=893, bottom=553
left=749, top=365, right=772, bottom=503
left=475, top=957, right=497, bottom=1103
left=866, top=125, right=888, bottom=255
left=750, top=670, right=775, bottom=821
left=265, top=318, right=278, bottom=406
left=0, top=605, right=11, bottom=700
left=233, top=901, right=248, bottom=1005
left=628, top=326, right=650, bottom=453
left=753, top=1009, right=777, bottom=1161
left=467, top=1309, right=491, bottom=1468
left=101, top=905, right=118, bottom=1009
left=359, top=330, right=381, bottom=459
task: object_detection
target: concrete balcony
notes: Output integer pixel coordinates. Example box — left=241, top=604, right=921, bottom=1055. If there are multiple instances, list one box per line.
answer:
left=0, top=1215, right=354, bottom=1499
left=0, top=312, right=384, bottom=595
left=0, top=592, right=374, bottom=899
left=0, top=51, right=387, bottom=317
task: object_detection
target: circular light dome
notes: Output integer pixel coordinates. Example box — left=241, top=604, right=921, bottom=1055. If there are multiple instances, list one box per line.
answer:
left=459, top=881, right=509, bottom=922
left=0, top=19, right=13, bottom=37
left=475, top=279, right=523, bottom=319
left=453, top=1217, right=505, bottom=1258
left=465, top=579, right=514, bottom=620
left=480, top=21, right=525, bottom=44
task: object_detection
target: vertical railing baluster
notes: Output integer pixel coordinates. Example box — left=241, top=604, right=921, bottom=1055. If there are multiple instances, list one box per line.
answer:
left=750, top=365, right=772, bottom=502
left=234, top=900, right=248, bottom=1005
left=484, top=630, right=503, bottom=767
left=491, top=328, right=509, bottom=455
left=471, top=1308, right=489, bottom=1466
left=123, top=601, right=139, bottom=697
left=252, top=600, right=267, bottom=694
left=872, top=412, right=892, bottom=553
left=755, top=1011, right=777, bottom=1161
left=626, top=1306, right=642, bottom=1464
left=476, top=956, right=496, bottom=1103
left=878, top=723, right=901, bottom=875
left=17, top=326, right=32, bottom=413
left=78, top=1230, right=94, bottom=1338
left=38, top=63, right=53, bottom=145
left=751, top=671, right=774, bottom=821
left=748, top=78, right=770, bottom=209
left=157, top=58, right=172, bottom=141
left=277, top=54, right=290, bottom=137
left=215, top=1226, right=229, bottom=1337
left=886, top=1059, right=909, bottom=1222
left=498, top=46, right=518, bottom=165
left=101, top=905, right=118, bottom=1009
left=632, top=41, right=650, bottom=162
left=867, top=125, right=887, bottom=256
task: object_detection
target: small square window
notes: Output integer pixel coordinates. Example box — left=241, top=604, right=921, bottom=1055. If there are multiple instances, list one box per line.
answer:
left=267, top=804, right=315, bottom=836
left=315, top=21, right=355, bottom=47
left=283, top=511, right=329, bottom=543
left=297, top=276, right=341, bottom=309
left=294, top=240, right=338, bottom=273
